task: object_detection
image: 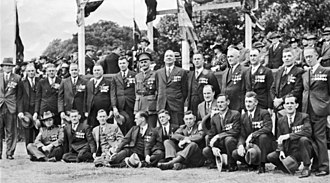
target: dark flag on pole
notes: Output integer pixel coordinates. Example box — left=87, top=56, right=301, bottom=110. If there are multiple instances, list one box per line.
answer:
left=15, top=5, right=24, bottom=63
left=145, top=0, right=157, bottom=23
left=76, top=0, right=104, bottom=26
left=133, top=19, right=141, bottom=51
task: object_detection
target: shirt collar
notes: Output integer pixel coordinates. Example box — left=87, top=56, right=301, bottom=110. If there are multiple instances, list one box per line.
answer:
left=284, top=64, right=294, bottom=73
left=162, top=123, right=170, bottom=131
left=140, top=123, right=148, bottom=135
left=122, top=69, right=128, bottom=76
left=196, top=67, right=204, bottom=74
left=166, top=65, right=174, bottom=71
left=219, top=108, right=228, bottom=119
left=287, top=112, right=296, bottom=124
left=248, top=108, right=256, bottom=119
left=251, top=64, right=261, bottom=72
left=231, top=63, right=239, bottom=73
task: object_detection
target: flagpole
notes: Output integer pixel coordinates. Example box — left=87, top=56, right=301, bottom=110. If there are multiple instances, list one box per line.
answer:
left=78, top=0, right=87, bottom=75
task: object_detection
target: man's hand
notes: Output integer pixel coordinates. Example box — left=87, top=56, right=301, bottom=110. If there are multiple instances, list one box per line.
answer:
left=178, top=140, right=186, bottom=148
left=92, top=153, right=97, bottom=159
left=209, top=135, right=219, bottom=147
left=277, top=134, right=290, bottom=145
left=241, top=109, right=245, bottom=115
left=279, top=151, right=286, bottom=160
left=212, top=147, right=221, bottom=156
left=33, top=113, right=38, bottom=121
left=85, top=112, right=88, bottom=118
left=145, top=155, right=151, bottom=164
left=60, top=112, right=70, bottom=122
left=237, top=145, right=246, bottom=157
left=18, top=112, right=24, bottom=119
left=113, top=108, right=120, bottom=117
left=245, top=134, right=253, bottom=148
left=273, top=98, right=283, bottom=108
left=268, top=108, right=273, bottom=116
left=211, top=109, right=220, bottom=118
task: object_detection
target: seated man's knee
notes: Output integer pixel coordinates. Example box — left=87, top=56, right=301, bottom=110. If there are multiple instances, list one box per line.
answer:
left=298, top=137, right=309, bottom=145
left=257, top=134, right=268, bottom=143
left=26, top=143, right=34, bottom=151
left=202, top=146, right=212, bottom=158
left=266, top=152, right=278, bottom=163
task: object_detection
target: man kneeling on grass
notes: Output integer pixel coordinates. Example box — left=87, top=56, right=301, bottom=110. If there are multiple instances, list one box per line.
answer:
left=27, top=111, right=64, bottom=162
left=157, top=111, right=205, bottom=170
left=92, top=109, right=124, bottom=167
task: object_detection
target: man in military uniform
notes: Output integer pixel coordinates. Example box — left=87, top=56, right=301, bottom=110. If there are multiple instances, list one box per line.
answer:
left=134, top=53, right=158, bottom=127
left=185, top=53, right=220, bottom=116
left=27, top=111, right=64, bottom=162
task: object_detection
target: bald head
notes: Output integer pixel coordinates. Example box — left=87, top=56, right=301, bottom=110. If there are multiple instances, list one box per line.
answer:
left=227, top=48, right=240, bottom=66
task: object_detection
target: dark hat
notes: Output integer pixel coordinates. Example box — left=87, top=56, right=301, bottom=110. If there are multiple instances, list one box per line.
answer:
left=20, top=112, right=34, bottom=128
left=137, top=52, right=152, bottom=61
left=211, top=44, right=222, bottom=50
left=140, top=37, right=150, bottom=45
left=306, top=34, right=317, bottom=40
left=201, top=114, right=212, bottom=135
left=40, top=111, right=55, bottom=122
left=245, top=144, right=261, bottom=165
left=302, top=34, right=309, bottom=40
left=86, top=45, right=96, bottom=51
left=323, top=27, right=330, bottom=35
left=280, top=156, right=299, bottom=174
left=270, top=32, right=281, bottom=39
left=289, top=38, right=298, bottom=44
left=1, top=58, right=15, bottom=66
left=252, top=42, right=264, bottom=48
left=124, top=153, right=142, bottom=168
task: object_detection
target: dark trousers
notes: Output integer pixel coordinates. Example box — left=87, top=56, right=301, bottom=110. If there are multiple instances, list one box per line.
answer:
left=147, top=114, right=158, bottom=128
left=189, top=95, right=202, bottom=117
left=62, top=148, right=93, bottom=162
left=203, top=136, right=238, bottom=166
left=267, top=137, right=313, bottom=172
left=164, top=139, right=204, bottom=167
left=27, top=144, right=63, bottom=161
left=0, top=105, right=17, bottom=156
left=24, top=127, right=38, bottom=154
left=232, top=134, right=275, bottom=164
left=165, top=104, right=184, bottom=126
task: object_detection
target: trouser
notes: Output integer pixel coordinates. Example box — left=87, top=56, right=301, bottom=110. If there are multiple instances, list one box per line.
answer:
left=0, top=105, right=17, bottom=157
left=165, top=104, right=184, bottom=126
left=24, top=127, right=38, bottom=153
left=309, top=112, right=329, bottom=172
left=27, top=143, right=63, bottom=161
left=203, top=136, right=237, bottom=166
left=267, top=137, right=313, bottom=172
left=62, top=148, right=93, bottom=162
left=232, top=134, right=275, bottom=165
left=189, top=95, right=202, bottom=117
left=164, top=139, right=204, bottom=167
left=147, top=114, right=158, bottom=128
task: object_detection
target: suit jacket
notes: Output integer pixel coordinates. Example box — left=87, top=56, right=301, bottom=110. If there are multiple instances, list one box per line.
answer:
left=197, top=100, right=217, bottom=122
left=35, top=77, right=62, bottom=115
left=85, top=77, right=112, bottom=114
left=155, top=66, right=188, bottom=112
left=302, top=66, right=330, bottom=116
left=268, top=43, right=284, bottom=69
left=172, top=122, right=205, bottom=148
left=134, top=70, right=157, bottom=114
left=242, top=65, right=274, bottom=109
left=116, top=125, right=163, bottom=156
left=238, top=107, right=273, bottom=146
left=63, top=120, right=96, bottom=153
left=209, top=109, right=241, bottom=141
left=103, top=53, right=120, bottom=74
left=58, top=76, right=87, bottom=114
left=155, top=123, right=179, bottom=142
left=221, top=64, right=246, bottom=111
left=0, top=72, right=22, bottom=113
left=184, top=69, right=220, bottom=110
left=85, top=55, right=96, bottom=75
left=110, top=70, right=136, bottom=111
left=34, top=125, right=64, bottom=148
left=321, top=42, right=330, bottom=61
left=92, top=123, right=124, bottom=154
left=18, top=77, right=39, bottom=113
left=270, top=65, right=304, bottom=109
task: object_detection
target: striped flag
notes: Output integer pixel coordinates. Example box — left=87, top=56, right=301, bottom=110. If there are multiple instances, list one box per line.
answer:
left=76, top=0, right=104, bottom=26
left=145, top=0, right=157, bottom=23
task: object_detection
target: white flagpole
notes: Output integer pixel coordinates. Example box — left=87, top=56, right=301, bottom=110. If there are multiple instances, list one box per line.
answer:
left=78, top=0, right=88, bottom=75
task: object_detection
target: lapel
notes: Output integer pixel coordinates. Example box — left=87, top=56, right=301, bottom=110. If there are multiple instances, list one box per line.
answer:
left=167, top=66, right=178, bottom=84
left=310, top=65, right=322, bottom=87
left=245, top=67, right=252, bottom=88
left=117, top=72, right=124, bottom=86
left=281, top=115, right=290, bottom=134
left=322, top=42, right=330, bottom=54
left=160, top=68, right=167, bottom=84
left=0, top=73, right=4, bottom=94
left=95, top=78, right=105, bottom=94
left=253, top=66, right=265, bottom=87
left=143, top=70, right=152, bottom=82
left=23, top=79, right=31, bottom=97
left=68, top=78, right=74, bottom=95
left=133, top=126, right=140, bottom=140
left=277, top=67, right=286, bottom=92
left=273, top=43, right=282, bottom=55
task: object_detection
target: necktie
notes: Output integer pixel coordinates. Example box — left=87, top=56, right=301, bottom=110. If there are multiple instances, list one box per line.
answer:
left=249, top=114, right=253, bottom=122
left=73, top=78, right=77, bottom=85
left=166, top=68, right=171, bottom=78
left=30, top=78, right=35, bottom=88
left=163, top=127, right=167, bottom=137
left=123, top=72, right=126, bottom=79
left=6, top=74, right=10, bottom=82
left=220, top=115, right=224, bottom=128
left=283, top=68, right=287, bottom=76
left=73, top=124, right=77, bottom=131
left=195, top=71, right=199, bottom=79
left=289, top=117, right=293, bottom=127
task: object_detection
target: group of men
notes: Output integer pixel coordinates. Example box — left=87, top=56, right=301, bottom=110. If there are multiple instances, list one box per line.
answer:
left=0, top=42, right=329, bottom=178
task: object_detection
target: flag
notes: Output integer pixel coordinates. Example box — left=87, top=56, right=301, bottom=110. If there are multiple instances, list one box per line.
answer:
left=76, top=0, right=104, bottom=26
left=177, top=0, right=198, bottom=52
left=15, top=5, right=24, bottom=63
left=133, top=19, right=141, bottom=51
left=145, top=0, right=157, bottom=23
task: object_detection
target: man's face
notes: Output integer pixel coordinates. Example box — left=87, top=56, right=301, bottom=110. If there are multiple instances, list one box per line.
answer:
left=291, top=42, right=298, bottom=48
left=70, top=112, right=81, bottom=124
left=86, top=50, right=94, bottom=57
left=97, top=111, right=108, bottom=125
left=114, top=47, right=124, bottom=56
left=164, top=50, right=175, bottom=65
left=140, top=41, right=148, bottom=48
left=93, top=65, right=104, bottom=79
left=271, top=37, right=279, bottom=44
left=118, top=59, right=128, bottom=71
left=302, top=39, right=308, bottom=46
left=43, top=118, right=54, bottom=128
left=2, top=65, right=14, bottom=73
left=39, top=58, right=46, bottom=64
left=183, top=114, right=195, bottom=128
left=217, top=96, right=229, bottom=112
left=193, top=54, right=204, bottom=69
left=307, top=39, right=315, bottom=47
left=304, top=49, right=318, bottom=67
left=282, top=51, right=295, bottom=67
left=227, top=50, right=239, bottom=66
left=158, top=112, right=170, bottom=126
left=245, top=97, right=258, bottom=112
left=283, top=97, right=298, bottom=115
left=203, top=86, right=214, bottom=103
left=69, top=64, right=79, bottom=78
left=134, top=113, right=144, bottom=126
left=250, top=50, right=260, bottom=66
left=139, top=60, right=150, bottom=71
left=25, top=66, right=36, bottom=78
left=46, top=67, right=56, bottom=78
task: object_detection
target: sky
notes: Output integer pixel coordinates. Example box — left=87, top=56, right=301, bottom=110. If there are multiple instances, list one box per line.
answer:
left=10, top=0, right=177, bottom=60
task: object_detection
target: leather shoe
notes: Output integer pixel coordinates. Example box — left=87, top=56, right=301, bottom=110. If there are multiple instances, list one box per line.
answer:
left=299, top=168, right=311, bottom=178
left=228, top=165, right=238, bottom=172
left=47, top=157, right=56, bottom=162
left=315, top=170, right=329, bottom=176
left=173, top=163, right=186, bottom=170
left=258, top=165, right=266, bottom=174
left=6, top=155, right=14, bottom=160
left=157, top=162, right=174, bottom=170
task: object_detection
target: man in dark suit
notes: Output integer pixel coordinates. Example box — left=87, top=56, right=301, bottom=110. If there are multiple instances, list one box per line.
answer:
left=232, top=92, right=275, bottom=173
left=111, top=57, right=137, bottom=134
left=271, top=48, right=304, bottom=113
left=202, top=94, right=240, bottom=170
left=85, top=45, right=97, bottom=75
left=156, top=109, right=179, bottom=143
left=62, top=110, right=96, bottom=162
left=0, top=58, right=22, bottom=160
left=268, top=32, right=284, bottom=69
left=267, top=94, right=314, bottom=178
left=85, top=64, right=112, bottom=128
left=110, top=111, right=164, bottom=167
left=157, top=111, right=205, bottom=170
left=103, top=46, right=123, bottom=74
left=58, top=63, right=87, bottom=121
left=34, top=63, right=62, bottom=126
left=17, top=63, right=40, bottom=152
left=320, top=27, right=330, bottom=67
left=302, top=47, right=329, bottom=176
left=222, top=48, right=246, bottom=112
left=155, top=50, right=188, bottom=126
left=184, top=53, right=220, bottom=116
left=242, top=48, right=274, bottom=111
